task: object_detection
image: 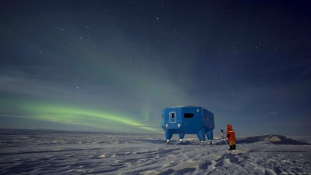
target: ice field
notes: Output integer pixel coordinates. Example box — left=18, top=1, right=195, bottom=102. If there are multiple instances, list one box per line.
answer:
left=0, top=129, right=310, bottom=174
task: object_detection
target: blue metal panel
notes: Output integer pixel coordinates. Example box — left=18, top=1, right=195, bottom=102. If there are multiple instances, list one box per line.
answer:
left=161, top=106, right=215, bottom=142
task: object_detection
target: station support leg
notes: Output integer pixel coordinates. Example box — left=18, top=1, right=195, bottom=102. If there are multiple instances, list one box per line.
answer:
left=165, top=132, right=173, bottom=143
left=206, top=130, right=213, bottom=144
left=196, top=128, right=206, bottom=145
left=179, top=133, right=185, bottom=142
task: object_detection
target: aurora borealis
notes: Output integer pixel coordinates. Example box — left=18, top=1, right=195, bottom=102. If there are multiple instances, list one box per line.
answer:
left=1, top=0, right=310, bottom=135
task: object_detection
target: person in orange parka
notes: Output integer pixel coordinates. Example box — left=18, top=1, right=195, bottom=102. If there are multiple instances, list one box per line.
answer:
left=227, top=124, right=236, bottom=150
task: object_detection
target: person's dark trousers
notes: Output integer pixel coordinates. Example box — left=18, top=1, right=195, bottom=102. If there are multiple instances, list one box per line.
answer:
left=229, top=145, right=236, bottom=150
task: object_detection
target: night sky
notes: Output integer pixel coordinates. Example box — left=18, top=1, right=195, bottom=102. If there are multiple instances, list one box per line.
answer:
left=1, top=0, right=310, bottom=136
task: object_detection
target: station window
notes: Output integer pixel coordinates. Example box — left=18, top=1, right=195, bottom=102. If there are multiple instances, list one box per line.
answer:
left=169, top=112, right=176, bottom=123
left=184, top=113, right=194, bottom=118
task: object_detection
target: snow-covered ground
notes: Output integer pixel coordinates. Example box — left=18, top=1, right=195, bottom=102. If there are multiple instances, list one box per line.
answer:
left=0, top=129, right=310, bottom=175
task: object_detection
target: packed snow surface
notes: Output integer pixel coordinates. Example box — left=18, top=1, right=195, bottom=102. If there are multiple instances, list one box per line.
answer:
left=0, top=129, right=310, bottom=174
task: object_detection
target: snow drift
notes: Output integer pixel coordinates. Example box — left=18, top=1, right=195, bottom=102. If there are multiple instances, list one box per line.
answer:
left=0, top=129, right=310, bottom=174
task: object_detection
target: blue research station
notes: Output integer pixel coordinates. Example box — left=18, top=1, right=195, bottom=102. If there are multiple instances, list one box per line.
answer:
left=161, top=106, right=215, bottom=145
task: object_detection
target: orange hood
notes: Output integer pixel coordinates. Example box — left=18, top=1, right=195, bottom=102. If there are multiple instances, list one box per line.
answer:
left=227, top=124, right=232, bottom=130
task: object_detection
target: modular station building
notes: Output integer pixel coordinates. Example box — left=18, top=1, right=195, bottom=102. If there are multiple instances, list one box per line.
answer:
left=161, top=106, right=215, bottom=145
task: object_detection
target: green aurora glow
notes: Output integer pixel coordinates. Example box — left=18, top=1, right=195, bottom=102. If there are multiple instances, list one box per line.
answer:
left=3, top=99, right=162, bottom=133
